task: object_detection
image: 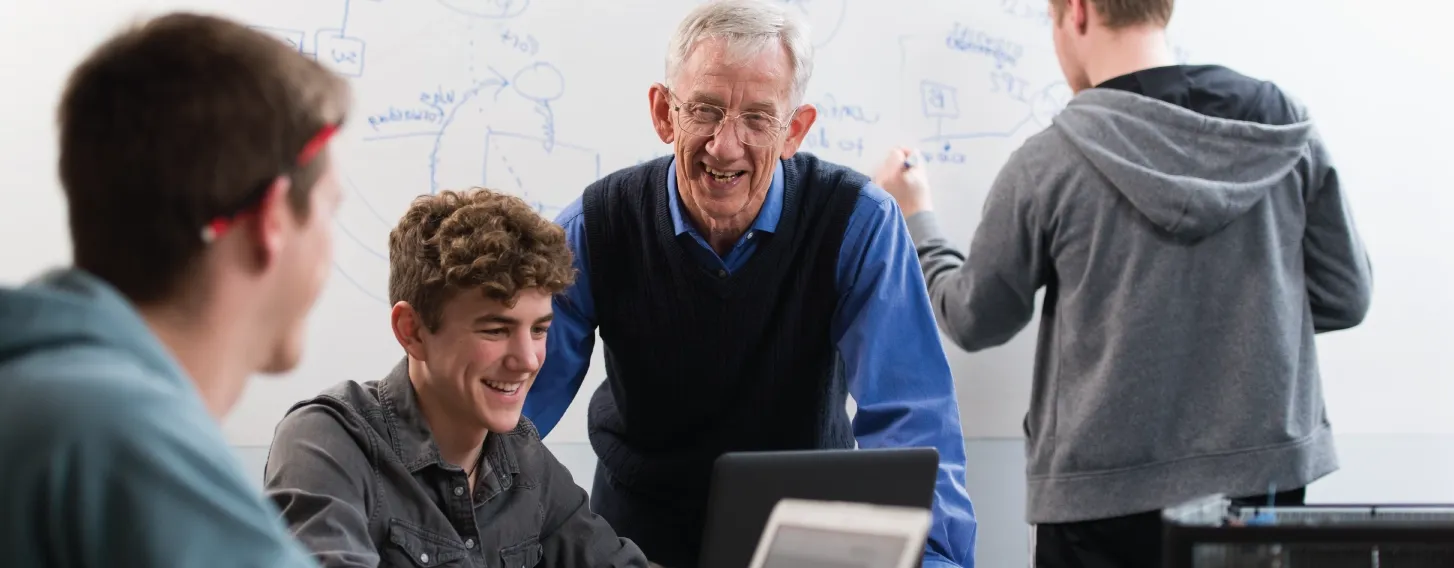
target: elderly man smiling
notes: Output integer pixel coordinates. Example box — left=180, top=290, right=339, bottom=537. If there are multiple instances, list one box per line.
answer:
left=524, top=1, right=978, bottom=566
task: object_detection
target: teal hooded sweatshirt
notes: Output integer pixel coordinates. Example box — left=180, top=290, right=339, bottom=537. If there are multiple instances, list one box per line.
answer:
left=0, top=268, right=316, bottom=567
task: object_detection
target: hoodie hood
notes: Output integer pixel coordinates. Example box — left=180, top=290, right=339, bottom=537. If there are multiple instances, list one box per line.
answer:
left=0, top=268, right=184, bottom=381
left=1052, top=88, right=1313, bottom=241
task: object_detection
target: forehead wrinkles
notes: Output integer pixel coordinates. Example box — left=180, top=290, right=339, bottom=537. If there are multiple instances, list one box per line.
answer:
left=679, top=40, right=791, bottom=107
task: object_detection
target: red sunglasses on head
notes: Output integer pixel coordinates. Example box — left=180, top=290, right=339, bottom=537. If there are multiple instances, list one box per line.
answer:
left=200, top=123, right=340, bottom=243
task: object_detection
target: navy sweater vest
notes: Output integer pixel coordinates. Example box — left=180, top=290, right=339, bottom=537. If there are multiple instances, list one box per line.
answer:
left=579, top=154, right=863, bottom=562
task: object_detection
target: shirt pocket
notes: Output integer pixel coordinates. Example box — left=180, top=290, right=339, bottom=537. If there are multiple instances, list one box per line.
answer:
left=499, top=536, right=543, bottom=568
left=386, top=518, right=471, bottom=567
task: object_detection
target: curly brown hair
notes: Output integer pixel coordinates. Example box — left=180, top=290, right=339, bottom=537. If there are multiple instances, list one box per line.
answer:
left=388, top=188, right=576, bottom=331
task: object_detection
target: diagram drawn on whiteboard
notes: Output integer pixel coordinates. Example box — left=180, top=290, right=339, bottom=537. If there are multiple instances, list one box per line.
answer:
left=252, top=0, right=604, bottom=303
left=693, top=0, right=848, bottom=48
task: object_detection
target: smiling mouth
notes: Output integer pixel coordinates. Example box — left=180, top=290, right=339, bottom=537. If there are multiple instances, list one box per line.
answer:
left=705, top=165, right=745, bottom=182
left=483, top=380, right=522, bottom=395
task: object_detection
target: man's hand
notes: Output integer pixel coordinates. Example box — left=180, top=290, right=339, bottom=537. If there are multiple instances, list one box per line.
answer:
left=872, top=147, right=934, bottom=217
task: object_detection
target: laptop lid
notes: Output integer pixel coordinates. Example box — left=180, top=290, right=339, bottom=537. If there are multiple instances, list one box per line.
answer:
left=697, top=447, right=939, bottom=568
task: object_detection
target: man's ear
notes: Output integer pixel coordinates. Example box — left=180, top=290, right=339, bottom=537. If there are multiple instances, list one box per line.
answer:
left=1069, top=0, right=1090, bottom=33
left=391, top=301, right=428, bottom=361
left=779, top=104, right=818, bottom=159
left=648, top=83, right=676, bottom=144
left=248, top=175, right=293, bottom=269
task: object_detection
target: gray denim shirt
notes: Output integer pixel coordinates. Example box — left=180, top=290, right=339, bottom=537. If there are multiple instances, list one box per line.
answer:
left=263, top=358, right=647, bottom=568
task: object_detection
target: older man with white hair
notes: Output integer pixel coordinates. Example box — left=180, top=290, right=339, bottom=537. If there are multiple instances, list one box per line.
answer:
left=524, top=1, right=978, bottom=566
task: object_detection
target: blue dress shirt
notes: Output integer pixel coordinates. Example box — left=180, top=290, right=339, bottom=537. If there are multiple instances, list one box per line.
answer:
left=526, top=157, right=978, bottom=568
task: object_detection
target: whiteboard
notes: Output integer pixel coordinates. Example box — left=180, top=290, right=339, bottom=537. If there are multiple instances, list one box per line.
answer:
left=2, top=0, right=1449, bottom=447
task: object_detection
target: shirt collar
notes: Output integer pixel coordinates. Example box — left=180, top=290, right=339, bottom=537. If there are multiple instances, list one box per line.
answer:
left=666, top=157, right=784, bottom=237
left=377, top=357, right=519, bottom=476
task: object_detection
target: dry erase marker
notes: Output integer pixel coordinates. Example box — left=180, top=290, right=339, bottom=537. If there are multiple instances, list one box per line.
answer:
left=903, top=150, right=923, bottom=170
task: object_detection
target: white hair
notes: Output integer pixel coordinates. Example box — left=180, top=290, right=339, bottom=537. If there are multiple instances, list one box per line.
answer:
left=665, top=0, right=814, bottom=108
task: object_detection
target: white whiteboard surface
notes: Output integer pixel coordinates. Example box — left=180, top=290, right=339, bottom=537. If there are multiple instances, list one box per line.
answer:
left=1, top=0, right=1449, bottom=447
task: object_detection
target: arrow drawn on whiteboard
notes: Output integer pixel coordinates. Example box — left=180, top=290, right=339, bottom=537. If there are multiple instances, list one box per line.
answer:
left=428, top=68, right=512, bottom=193
left=483, top=66, right=512, bottom=100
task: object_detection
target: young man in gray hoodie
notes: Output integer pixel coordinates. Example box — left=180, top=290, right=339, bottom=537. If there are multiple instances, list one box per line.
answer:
left=0, top=13, right=350, bottom=567
left=874, top=0, right=1372, bottom=565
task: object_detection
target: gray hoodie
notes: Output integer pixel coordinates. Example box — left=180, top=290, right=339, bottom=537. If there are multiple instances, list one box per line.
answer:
left=0, top=268, right=317, bottom=567
left=908, top=87, right=1373, bottom=524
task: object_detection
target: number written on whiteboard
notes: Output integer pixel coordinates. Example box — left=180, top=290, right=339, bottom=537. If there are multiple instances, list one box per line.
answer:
left=500, top=28, right=539, bottom=56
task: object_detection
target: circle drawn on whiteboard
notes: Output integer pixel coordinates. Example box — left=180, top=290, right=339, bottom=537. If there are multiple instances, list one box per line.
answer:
left=512, top=62, right=565, bottom=102
left=437, top=0, right=530, bottom=19
left=783, top=0, right=848, bottom=48
left=1031, top=82, right=1073, bottom=128
left=696, top=0, right=847, bottom=48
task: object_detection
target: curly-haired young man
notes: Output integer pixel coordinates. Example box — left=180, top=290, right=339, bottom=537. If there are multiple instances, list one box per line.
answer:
left=263, top=188, right=648, bottom=568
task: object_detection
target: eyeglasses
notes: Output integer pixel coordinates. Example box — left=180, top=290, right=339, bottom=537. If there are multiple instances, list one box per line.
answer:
left=200, top=123, right=340, bottom=243
left=667, top=90, right=791, bottom=147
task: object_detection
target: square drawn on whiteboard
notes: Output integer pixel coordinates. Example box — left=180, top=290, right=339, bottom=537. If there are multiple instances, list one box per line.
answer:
left=251, top=26, right=305, bottom=54
left=315, top=30, right=366, bottom=77
left=920, top=81, right=959, bottom=119
left=483, top=131, right=601, bottom=219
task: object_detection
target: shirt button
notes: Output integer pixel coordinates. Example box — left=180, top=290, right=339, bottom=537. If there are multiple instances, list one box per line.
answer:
left=717, top=269, right=727, bottom=278
left=465, top=538, right=476, bottom=549
left=420, top=553, right=429, bottom=563
left=453, top=486, right=464, bottom=496
left=746, top=232, right=754, bottom=239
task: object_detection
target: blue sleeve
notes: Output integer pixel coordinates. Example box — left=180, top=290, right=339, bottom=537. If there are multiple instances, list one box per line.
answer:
left=833, top=182, right=978, bottom=568
left=525, top=195, right=597, bottom=438
left=43, top=375, right=317, bottom=567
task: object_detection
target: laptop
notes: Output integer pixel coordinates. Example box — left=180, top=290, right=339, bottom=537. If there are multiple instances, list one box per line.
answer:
left=697, top=447, right=940, bottom=568
left=745, top=498, right=933, bottom=568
